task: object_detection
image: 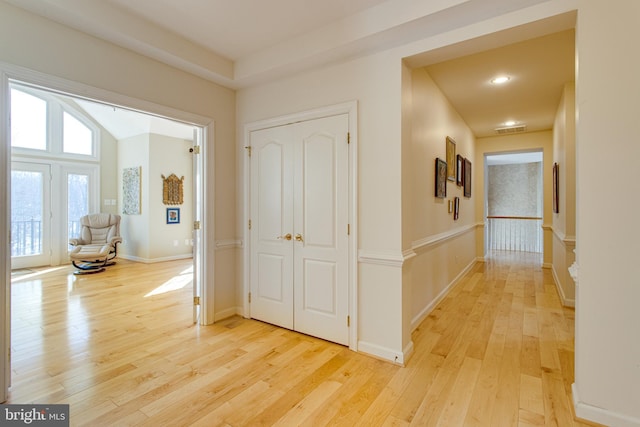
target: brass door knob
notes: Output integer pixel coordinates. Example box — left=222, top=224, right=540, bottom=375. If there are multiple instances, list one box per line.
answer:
left=278, top=233, right=292, bottom=241
left=295, top=234, right=303, bottom=242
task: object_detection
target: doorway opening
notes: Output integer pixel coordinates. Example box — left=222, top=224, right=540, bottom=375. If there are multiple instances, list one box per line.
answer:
left=484, top=151, right=543, bottom=256
left=1, top=69, right=211, bottom=400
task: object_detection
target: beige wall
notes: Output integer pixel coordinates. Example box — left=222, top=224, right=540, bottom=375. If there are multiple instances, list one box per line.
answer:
left=118, top=134, right=150, bottom=260
left=574, top=1, right=640, bottom=425
left=149, top=135, right=193, bottom=261
left=404, top=68, right=477, bottom=330
left=551, top=83, right=576, bottom=306
left=117, top=134, right=193, bottom=262
left=99, top=128, right=118, bottom=215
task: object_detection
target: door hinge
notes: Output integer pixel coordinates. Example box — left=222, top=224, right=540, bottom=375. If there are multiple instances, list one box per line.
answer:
left=244, top=146, right=252, bottom=157
left=347, top=224, right=350, bottom=235
left=191, top=145, right=200, bottom=154
left=347, top=315, right=350, bottom=327
left=193, top=221, right=201, bottom=230
left=248, top=219, right=252, bottom=230
left=248, top=292, right=252, bottom=303
left=193, top=296, right=201, bottom=305
left=347, top=132, right=350, bottom=144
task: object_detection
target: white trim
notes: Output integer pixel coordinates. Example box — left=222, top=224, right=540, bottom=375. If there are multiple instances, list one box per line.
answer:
left=551, top=265, right=575, bottom=307
left=358, top=251, right=407, bottom=267
left=549, top=227, right=576, bottom=307
left=551, top=225, right=576, bottom=246
left=411, top=257, right=477, bottom=331
left=0, top=67, right=11, bottom=401
left=119, top=254, right=193, bottom=264
left=214, top=307, right=239, bottom=322
left=242, top=101, right=359, bottom=351
left=215, top=239, right=242, bottom=250
left=411, top=223, right=477, bottom=252
left=357, top=340, right=413, bottom=366
left=572, top=383, right=640, bottom=427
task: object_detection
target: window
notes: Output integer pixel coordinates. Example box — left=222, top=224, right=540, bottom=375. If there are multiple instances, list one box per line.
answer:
left=67, top=173, right=90, bottom=246
left=63, top=112, right=93, bottom=155
left=10, top=88, right=47, bottom=151
left=10, top=84, right=99, bottom=159
left=10, top=83, right=100, bottom=268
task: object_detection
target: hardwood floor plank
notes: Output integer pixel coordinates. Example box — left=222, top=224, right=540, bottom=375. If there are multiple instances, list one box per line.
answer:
left=7, top=254, right=604, bottom=426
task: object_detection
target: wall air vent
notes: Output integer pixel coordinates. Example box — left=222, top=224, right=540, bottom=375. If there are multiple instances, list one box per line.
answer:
left=494, top=125, right=527, bottom=134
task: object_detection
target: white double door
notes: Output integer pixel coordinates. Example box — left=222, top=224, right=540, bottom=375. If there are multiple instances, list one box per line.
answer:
left=250, top=114, right=349, bottom=345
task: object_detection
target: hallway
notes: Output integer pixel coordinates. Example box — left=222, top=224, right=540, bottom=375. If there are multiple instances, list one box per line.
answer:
left=7, top=254, right=597, bottom=426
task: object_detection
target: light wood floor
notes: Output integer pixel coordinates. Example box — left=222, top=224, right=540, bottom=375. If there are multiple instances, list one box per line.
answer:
left=8, top=253, right=601, bottom=426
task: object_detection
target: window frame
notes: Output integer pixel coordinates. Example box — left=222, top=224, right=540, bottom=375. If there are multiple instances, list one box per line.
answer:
left=10, top=84, right=100, bottom=162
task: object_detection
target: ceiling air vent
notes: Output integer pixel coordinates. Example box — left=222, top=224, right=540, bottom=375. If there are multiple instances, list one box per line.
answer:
left=494, top=125, right=527, bottom=134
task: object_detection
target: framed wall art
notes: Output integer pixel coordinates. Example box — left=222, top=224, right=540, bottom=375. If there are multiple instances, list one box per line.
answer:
left=454, top=197, right=460, bottom=220
left=161, top=173, right=185, bottom=205
left=463, top=158, right=472, bottom=198
left=122, top=166, right=141, bottom=215
left=166, top=207, right=180, bottom=224
left=456, top=154, right=464, bottom=186
left=553, top=162, right=559, bottom=213
left=435, top=158, right=447, bottom=198
left=446, top=136, right=456, bottom=181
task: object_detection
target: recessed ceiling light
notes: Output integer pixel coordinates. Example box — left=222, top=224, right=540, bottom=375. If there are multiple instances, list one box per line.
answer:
left=491, top=76, right=510, bottom=85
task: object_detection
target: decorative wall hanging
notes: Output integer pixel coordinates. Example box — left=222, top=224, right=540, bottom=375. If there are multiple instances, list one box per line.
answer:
left=553, top=162, right=559, bottom=213
left=122, top=166, right=141, bottom=215
left=446, top=136, right=456, bottom=181
left=166, top=207, right=180, bottom=224
left=161, top=173, right=185, bottom=205
left=454, top=197, right=460, bottom=220
left=464, top=158, right=472, bottom=198
left=456, top=154, right=464, bottom=186
left=435, top=158, right=447, bottom=198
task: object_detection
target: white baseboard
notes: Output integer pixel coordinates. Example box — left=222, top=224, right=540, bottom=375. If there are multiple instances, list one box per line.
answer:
left=214, top=306, right=239, bottom=322
left=551, top=265, right=575, bottom=307
left=410, top=258, right=477, bottom=331
left=573, top=383, right=640, bottom=427
left=119, top=254, right=193, bottom=264
left=358, top=340, right=413, bottom=366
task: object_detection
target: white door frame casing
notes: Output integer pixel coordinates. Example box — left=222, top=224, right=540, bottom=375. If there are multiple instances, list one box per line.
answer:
left=242, top=101, right=359, bottom=351
left=0, top=62, right=214, bottom=401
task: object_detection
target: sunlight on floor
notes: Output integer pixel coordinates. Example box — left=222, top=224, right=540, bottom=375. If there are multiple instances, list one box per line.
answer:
left=10, top=266, right=68, bottom=283
left=144, top=265, right=193, bottom=297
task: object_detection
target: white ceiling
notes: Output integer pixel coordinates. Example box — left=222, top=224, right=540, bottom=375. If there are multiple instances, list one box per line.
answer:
left=5, top=0, right=576, bottom=139
left=75, top=99, right=195, bottom=141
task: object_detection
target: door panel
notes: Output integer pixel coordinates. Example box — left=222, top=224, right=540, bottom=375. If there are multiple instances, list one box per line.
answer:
left=11, top=162, right=51, bottom=269
left=249, top=114, right=349, bottom=345
left=293, top=115, right=349, bottom=345
left=250, top=130, right=294, bottom=329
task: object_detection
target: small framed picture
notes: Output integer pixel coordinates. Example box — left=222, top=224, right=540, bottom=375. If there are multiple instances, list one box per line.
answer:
left=463, top=158, right=472, bottom=198
left=454, top=197, right=460, bottom=220
left=456, top=154, right=464, bottom=186
left=435, top=158, right=447, bottom=198
left=553, top=163, right=559, bottom=213
left=446, top=137, right=456, bottom=181
left=166, top=207, right=180, bottom=224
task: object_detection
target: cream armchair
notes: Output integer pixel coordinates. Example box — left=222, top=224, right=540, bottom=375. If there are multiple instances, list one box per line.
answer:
left=69, top=213, right=122, bottom=274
